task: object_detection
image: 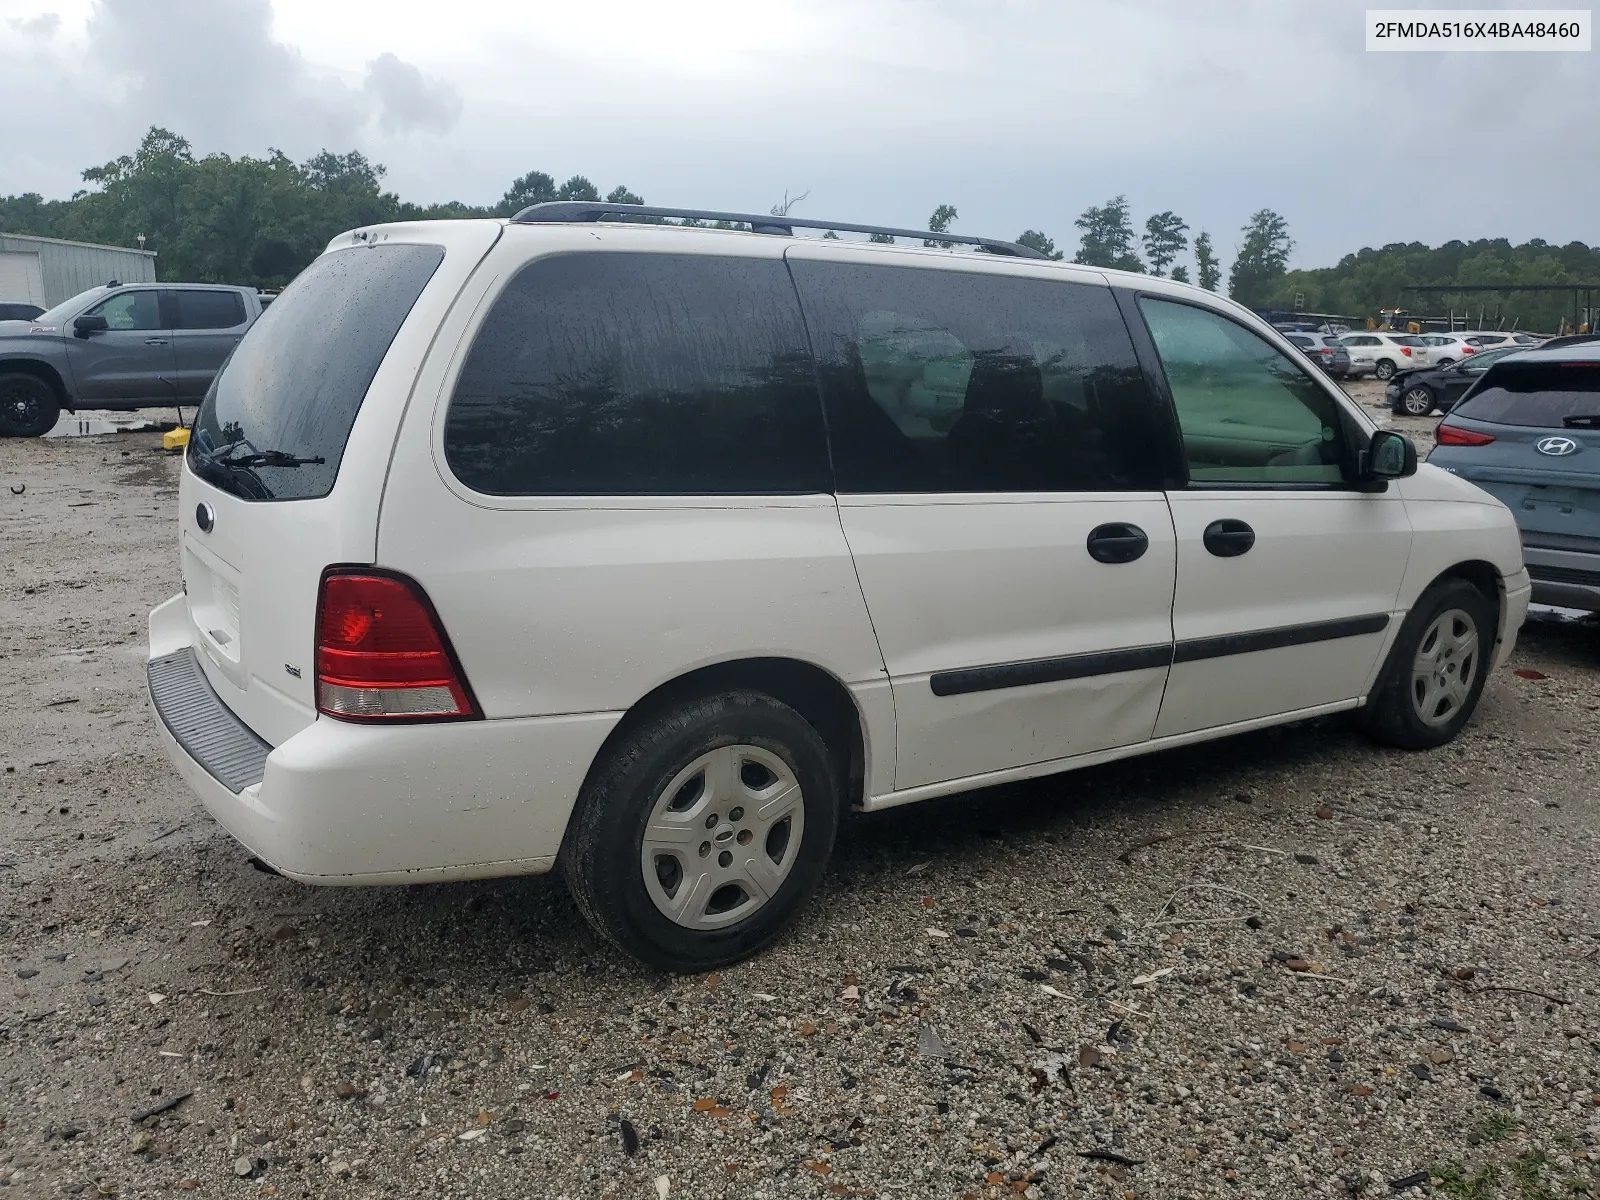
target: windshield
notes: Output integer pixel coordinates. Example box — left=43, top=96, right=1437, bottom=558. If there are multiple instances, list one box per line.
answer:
left=187, top=242, right=444, bottom=501
left=1453, top=361, right=1600, bottom=427
left=31, top=287, right=110, bottom=327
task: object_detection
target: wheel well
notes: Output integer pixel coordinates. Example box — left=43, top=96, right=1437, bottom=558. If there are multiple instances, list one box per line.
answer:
left=0, top=360, right=72, bottom=412
left=595, top=658, right=867, bottom=810
left=1435, top=560, right=1503, bottom=631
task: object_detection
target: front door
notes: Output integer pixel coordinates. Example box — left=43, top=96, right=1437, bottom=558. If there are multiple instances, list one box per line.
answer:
left=65, top=288, right=175, bottom=405
left=1131, top=296, right=1413, bottom=738
left=166, top=288, right=250, bottom=399
left=788, top=249, right=1179, bottom=792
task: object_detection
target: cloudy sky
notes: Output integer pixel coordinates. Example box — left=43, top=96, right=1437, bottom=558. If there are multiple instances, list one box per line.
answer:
left=1, top=0, right=1595, bottom=270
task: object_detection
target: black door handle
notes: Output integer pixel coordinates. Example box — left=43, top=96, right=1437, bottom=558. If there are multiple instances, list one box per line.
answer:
left=1203, top=518, right=1256, bottom=557
left=1086, top=522, right=1149, bottom=564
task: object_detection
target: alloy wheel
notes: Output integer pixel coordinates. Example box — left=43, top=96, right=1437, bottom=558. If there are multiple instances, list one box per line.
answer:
left=1401, top=386, right=1433, bottom=415
left=2, top=380, right=41, bottom=426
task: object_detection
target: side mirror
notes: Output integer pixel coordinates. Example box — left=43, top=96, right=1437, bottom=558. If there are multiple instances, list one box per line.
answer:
left=73, top=313, right=109, bottom=339
left=1366, top=429, right=1417, bottom=480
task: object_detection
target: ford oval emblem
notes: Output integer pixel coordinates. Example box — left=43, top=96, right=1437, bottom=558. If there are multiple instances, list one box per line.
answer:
left=195, top=502, right=215, bottom=533
left=1535, top=436, right=1579, bottom=457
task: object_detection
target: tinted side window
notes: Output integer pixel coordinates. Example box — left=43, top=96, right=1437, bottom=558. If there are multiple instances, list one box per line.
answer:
left=88, top=290, right=161, bottom=331
left=1139, top=298, right=1352, bottom=485
left=173, top=289, right=246, bottom=329
left=445, top=253, right=828, bottom=496
left=790, top=261, right=1159, bottom=493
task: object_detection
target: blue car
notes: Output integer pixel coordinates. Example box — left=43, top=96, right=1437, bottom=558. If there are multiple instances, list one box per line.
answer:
left=1428, top=342, right=1600, bottom=611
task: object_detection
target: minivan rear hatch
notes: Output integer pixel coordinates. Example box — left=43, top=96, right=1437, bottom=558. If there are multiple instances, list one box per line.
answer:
left=178, top=221, right=502, bottom=746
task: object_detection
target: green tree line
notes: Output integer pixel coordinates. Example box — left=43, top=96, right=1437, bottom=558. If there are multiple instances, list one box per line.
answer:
left=4, top=127, right=1594, bottom=331
left=1265, top=239, right=1600, bottom=332
left=0, top=128, right=645, bottom=289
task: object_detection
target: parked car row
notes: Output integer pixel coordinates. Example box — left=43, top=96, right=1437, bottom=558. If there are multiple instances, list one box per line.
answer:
left=0, top=282, right=267, bottom=437
left=1280, top=326, right=1550, bottom=382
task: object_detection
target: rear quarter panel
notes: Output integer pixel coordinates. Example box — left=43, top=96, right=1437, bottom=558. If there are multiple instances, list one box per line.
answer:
left=375, top=225, right=895, bottom=796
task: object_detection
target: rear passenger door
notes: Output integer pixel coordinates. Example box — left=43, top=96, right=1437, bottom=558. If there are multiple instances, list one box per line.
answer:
left=165, top=288, right=250, bottom=399
left=788, top=250, right=1180, bottom=793
left=1128, top=296, right=1412, bottom=737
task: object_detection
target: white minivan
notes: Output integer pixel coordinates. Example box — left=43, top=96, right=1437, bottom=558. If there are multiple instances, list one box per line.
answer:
left=148, top=204, right=1531, bottom=971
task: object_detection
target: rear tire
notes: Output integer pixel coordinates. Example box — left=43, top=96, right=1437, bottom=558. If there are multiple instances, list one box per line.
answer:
left=562, top=689, right=840, bottom=972
left=1374, top=359, right=1398, bottom=381
left=1361, top=579, right=1495, bottom=750
left=0, top=372, right=60, bottom=438
left=1399, top=384, right=1436, bottom=416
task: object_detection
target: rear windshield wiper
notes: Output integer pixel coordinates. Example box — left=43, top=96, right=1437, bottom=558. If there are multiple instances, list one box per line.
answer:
left=206, top=447, right=326, bottom=469
left=1561, top=414, right=1600, bottom=429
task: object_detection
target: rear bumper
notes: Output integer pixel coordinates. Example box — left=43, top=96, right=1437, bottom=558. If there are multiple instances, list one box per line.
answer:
left=1524, top=546, right=1600, bottom=612
left=146, top=593, right=622, bottom=885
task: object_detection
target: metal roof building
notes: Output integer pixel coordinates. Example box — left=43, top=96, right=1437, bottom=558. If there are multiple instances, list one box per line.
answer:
left=0, top=232, right=158, bottom=308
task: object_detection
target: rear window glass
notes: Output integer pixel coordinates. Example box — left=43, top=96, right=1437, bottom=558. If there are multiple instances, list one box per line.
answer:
left=1286, top=335, right=1312, bottom=347
left=188, top=243, right=443, bottom=501
left=1453, top=362, right=1600, bottom=427
left=1390, top=335, right=1424, bottom=346
left=443, top=252, right=828, bottom=495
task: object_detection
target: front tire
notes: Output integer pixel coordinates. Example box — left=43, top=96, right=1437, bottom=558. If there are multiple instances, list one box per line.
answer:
left=1399, top=384, right=1436, bottom=416
left=1374, top=359, right=1398, bottom=381
left=1361, top=579, right=1494, bottom=749
left=562, top=690, right=840, bottom=971
left=0, top=373, right=61, bottom=437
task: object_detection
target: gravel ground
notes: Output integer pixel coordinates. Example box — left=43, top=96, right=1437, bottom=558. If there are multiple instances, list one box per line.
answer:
left=2, top=385, right=1598, bottom=1200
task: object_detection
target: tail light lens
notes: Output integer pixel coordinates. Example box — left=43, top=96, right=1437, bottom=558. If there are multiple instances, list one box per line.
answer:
left=1435, top=424, right=1496, bottom=447
left=1462, top=345, right=1476, bottom=354
left=315, top=571, right=477, bottom=721
left=1401, top=347, right=1413, bottom=356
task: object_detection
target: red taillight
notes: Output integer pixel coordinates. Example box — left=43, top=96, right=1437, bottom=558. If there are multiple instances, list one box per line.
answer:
left=1435, top=424, right=1496, bottom=446
left=1401, top=347, right=1413, bottom=356
left=1320, top=348, right=1333, bottom=357
left=1462, top=345, right=1476, bottom=354
left=315, top=571, right=476, bottom=721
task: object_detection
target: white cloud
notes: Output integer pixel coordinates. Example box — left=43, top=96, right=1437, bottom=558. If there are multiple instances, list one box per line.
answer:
left=364, top=52, right=463, bottom=136
left=9, top=12, right=61, bottom=36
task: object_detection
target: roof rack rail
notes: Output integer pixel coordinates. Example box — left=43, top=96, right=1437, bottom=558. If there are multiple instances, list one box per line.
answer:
left=509, top=201, right=1047, bottom=260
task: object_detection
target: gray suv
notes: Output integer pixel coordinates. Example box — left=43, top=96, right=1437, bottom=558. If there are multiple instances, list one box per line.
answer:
left=1428, top=344, right=1600, bottom=611
left=0, top=282, right=265, bottom=436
